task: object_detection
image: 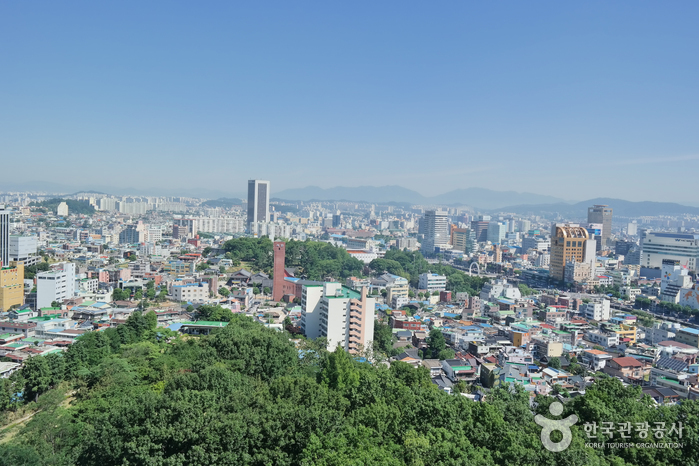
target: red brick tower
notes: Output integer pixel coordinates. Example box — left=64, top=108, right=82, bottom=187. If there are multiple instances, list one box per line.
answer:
left=272, top=241, right=286, bottom=302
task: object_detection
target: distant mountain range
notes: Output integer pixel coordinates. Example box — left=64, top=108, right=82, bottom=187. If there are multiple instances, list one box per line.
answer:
left=491, top=198, right=699, bottom=218
left=273, top=186, right=566, bottom=209
left=3, top=181, right=698, bottom=217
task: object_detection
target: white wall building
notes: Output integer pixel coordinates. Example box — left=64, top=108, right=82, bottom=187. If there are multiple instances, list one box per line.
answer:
left=9, top=235, right=39, bottom=266
left=171, top=283, right=209, bottom=304
left=418, top=273, right=447, bottom=293
left=301, top=283, right=375, bottom=353
left=580, top=299, right=611, bottom=322
left=36, top=262, right=76, bottom=309
left=642, top=232, right=699, bottom=272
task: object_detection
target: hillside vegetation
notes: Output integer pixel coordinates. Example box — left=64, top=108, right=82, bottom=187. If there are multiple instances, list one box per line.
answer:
left=0, top=312, right=696, bottom=465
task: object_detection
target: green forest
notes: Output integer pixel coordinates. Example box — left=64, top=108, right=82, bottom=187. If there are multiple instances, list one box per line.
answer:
left=1, top=313, right=696, bottom=465
left=222, top=238, right=365, bottom=280
left=221, top=238, right=488, bottom=295
left=28, top=199, right=95, bottom=215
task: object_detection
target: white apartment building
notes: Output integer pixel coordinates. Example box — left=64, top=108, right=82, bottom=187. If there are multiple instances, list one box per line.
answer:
left=301, top=283, right=375, bottom=353
left=586, top=330, right=619, bottom=348
left=418, top=273, right=447, bottom=293
left=580, top=299, right=611, bottom=322
left=171, top=283, right=209, bottom=304
left=642, top=232, right=699, bottom=272
left=36, top=262, right=76, bottom=309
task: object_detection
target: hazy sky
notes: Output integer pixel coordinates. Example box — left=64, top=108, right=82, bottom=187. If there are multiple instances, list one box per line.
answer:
left=2, top=2, right=698, bottom=201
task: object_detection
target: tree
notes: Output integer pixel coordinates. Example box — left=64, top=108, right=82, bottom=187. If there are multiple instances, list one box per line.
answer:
left=253, top=286, right=261, bottom=295
left=373, top=321, right=395, bottom=355
left=197, top=304, right=234, bottom=322
left=263, top=287, right=271, bottom=296
left=22, top=356, right=51, bottom=402
left=218, top=287, right=230, bottom=297
left=427, top=328, right=446, bottom=359
left=320, top=346, right=359, bottom=391
left=144, top=311, right=158, bottom=330
left=548, top=357, right=561, bottom=369
left=50, top=301, right=61, bottom=308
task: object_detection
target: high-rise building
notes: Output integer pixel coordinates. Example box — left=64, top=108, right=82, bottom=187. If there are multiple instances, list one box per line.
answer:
left=0, top=206, right=9, bottom=267
left=487, top=221, right=507, bottom=244
left=470, top=215, right=490, bottom=243
left=420, top=210, right=449, bottom=254
left=587, top=205, right=613, bottom=247
left=247, top=180, right=271, bottom=229
left=451, top=228, right=476, bottom=253
left=550, top=224, right=591, bottom=282
left=301, top=283, right=375, bottom=353
left=642, top=232, right=699, bottom=272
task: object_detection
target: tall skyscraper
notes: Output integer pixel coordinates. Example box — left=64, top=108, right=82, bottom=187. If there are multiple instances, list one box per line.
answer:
left=420, top=210, right=449, bottom=254
left=550, top=224, right=591, bottom=282
left=587, top=205, right=613, bottom=248
left=247, top=180, right=270, bottom=229
left=0, top=206, right=9, bottom=267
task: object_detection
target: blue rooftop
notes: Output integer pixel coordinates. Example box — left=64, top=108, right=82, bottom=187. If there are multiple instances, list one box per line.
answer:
left=681, top=327, right=699, bottom=335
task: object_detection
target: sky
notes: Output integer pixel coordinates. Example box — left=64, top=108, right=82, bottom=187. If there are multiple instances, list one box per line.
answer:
left=1, top=2, right=698, bottom=202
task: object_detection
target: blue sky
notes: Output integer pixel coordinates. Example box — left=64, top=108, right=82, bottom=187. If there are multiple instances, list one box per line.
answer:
left=1, top=2, right=698, bottom=201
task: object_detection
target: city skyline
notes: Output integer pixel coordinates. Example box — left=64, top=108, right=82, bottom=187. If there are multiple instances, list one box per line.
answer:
left=2, top=2, right=699, bottom=202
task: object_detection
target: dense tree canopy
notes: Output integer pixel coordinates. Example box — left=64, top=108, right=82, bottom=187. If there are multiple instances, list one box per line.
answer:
left=222, top=238, right=365, bottom=280
left=1, top=315, right=696, bottom=465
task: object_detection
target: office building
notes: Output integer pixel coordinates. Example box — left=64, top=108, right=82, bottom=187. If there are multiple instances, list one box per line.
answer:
left=470, top=216, right=490, bottom=243
left=641, top=232, right=699, bottom=272
left=301, top=283, right=375, bottom=353
left=420, top=210, right=449, bottom=254
left=451, top=228, right=476, bottom=253
left=0, top=261, right=24, bottom=312
left=487, top=221, right=507, bottom=244
left=418, top=273, right=447, bottom=293
left=587, top=205, right=613, bottom=247
left=247, top=180, right=271, bottom=229
left=0, top=206, right=8, bottom=267
left=36, top=262, right=76, bottom=309
left=550, top=224, right=591, bottom=282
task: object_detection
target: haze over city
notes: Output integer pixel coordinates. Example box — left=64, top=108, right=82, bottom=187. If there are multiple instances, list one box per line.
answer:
left=2, top=2, right=699, bottom=201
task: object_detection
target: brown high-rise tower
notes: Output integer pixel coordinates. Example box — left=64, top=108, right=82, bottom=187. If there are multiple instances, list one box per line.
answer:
left=272, top=241, right=286, bottom=301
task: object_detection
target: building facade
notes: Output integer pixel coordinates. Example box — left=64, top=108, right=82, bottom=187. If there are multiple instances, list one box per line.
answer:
left=587, top=204, right=613, bottom=247
left=36, top=262, right=76, bottom=309
left=550, top=224, right=591, bottom=282
left=301, top=283, right=375, bottom=353
left=247, top=180, right=271, bottom=229
left=642, top=232, right=699, bottom=272
left=420, top=210, right=449, bottom=254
